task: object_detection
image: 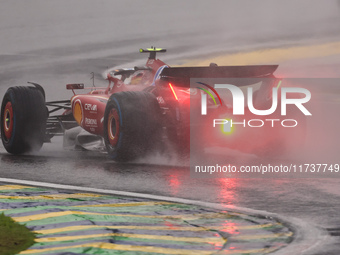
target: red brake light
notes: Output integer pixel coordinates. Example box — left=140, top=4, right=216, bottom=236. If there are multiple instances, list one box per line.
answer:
left=169, top=83, right=178, bottom=101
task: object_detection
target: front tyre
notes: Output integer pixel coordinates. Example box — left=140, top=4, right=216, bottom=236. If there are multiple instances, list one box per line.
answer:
left=103, top=91, right=162, bottom=161
left=1, top=86, right=47, bottom=154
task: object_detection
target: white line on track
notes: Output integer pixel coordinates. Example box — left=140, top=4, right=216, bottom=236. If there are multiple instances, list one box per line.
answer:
left=0, top=177, right=326, bottom=255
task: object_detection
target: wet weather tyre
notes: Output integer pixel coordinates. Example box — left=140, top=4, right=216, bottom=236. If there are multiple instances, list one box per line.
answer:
left=1, top=86, right=47, bottom=154
left=103, top=91, right=162, bottom=161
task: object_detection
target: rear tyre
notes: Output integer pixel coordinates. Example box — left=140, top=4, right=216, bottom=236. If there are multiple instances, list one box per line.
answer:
left=1, top=86, right=47, bottom=154
left=103, top=91, right=162, bottom=161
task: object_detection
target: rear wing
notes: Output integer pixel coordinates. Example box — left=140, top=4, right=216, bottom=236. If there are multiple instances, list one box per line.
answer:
left=159, top=65, right=278, bottom=87
left=158, top=65, right=279, bottom=103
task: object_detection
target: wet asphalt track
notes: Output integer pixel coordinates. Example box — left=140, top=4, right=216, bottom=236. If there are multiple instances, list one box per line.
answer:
left=1, top=1, right=340, bottom=254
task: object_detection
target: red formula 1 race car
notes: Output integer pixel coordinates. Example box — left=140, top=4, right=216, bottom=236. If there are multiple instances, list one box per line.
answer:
left=0, top=48, right=306, bottom=161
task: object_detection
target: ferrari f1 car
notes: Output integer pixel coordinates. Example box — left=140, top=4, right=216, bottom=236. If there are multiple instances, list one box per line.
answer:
left=0, top=48, right=306, bottom=161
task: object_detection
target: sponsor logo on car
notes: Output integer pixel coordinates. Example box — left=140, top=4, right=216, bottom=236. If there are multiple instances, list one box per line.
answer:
left=85, top=118, right=97, bottom=126
left=85, top=104, right=97, bottom=112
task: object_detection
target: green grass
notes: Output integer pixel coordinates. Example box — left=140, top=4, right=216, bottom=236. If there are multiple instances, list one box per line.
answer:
left=0, top=213, right=35, bottom=255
